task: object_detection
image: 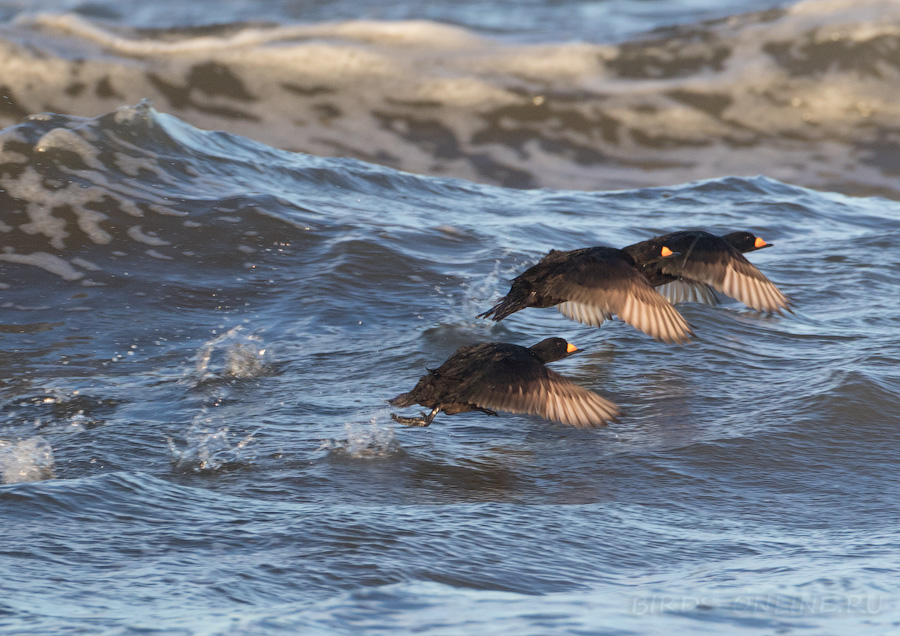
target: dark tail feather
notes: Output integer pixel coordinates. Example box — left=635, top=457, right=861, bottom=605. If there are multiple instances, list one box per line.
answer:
left=476, top=295, right=521, bottom=321
left=476, top=298, right=504, bottom=321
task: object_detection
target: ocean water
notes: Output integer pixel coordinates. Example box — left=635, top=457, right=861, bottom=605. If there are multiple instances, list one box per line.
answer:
left=2, top=0, right=900, bottom=196
left=1, top=1, right=900, bottom=635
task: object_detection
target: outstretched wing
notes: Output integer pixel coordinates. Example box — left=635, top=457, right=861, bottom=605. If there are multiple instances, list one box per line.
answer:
left=552, top=250, right=693, bottom=344
left=660, top=243, right=790, bottom=313
left=467, top=366, right=620, bottom=429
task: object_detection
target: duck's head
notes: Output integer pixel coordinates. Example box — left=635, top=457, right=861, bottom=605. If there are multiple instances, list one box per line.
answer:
left=722, top=231, right=772, bottom=252
left=529, top=337, right=579, bottom=363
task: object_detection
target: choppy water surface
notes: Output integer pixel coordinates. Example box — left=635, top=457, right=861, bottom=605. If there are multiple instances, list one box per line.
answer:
left=1, top=0, right=900, bottom=196
left=2, top=103, right=899, bottom=635
left=2, top=0, right=900, bottom=633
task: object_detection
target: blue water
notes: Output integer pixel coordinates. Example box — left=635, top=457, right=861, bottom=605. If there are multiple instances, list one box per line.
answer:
left=2, top=1, right=900, bottom=633
left=0, top=0, right=789, bottom=42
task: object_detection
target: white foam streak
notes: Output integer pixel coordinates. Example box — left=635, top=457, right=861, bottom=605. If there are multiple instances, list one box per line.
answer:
left=0, top=250, right=83, bottom=281
left=17, top=14, right=486, bottom=55
left=126, top=225, right=171, bottom=246
left=35, top=128, right=104, bottom=170
left=0, top=436, right=55, bottom=484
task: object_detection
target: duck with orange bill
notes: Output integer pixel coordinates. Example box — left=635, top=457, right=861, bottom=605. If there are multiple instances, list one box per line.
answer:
left=478, top=246, right=693, bottom=344
left=389, top=337, right=619, bottom=429
left=622, top=230, right=791, bottom=313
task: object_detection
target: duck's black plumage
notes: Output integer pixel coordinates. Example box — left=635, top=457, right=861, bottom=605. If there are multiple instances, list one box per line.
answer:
left=389, top=337, right=619, bottom=429
left=623, top=230, right=791, bottom=313
left=478, top=247, right=692, bottom=344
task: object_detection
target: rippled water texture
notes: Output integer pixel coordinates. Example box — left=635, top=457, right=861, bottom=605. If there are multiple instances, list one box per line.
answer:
left=1, top=0, right=899, bottom=196
left=1, top=103, right=899, bottom=634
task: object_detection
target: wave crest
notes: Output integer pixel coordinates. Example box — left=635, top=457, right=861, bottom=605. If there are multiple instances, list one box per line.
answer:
left=2, top=2, right=899, bottom=195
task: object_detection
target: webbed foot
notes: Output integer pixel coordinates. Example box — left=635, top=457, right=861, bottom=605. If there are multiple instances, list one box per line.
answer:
left=391, top=412, right=431, bottom=427
left=391, top=405, right=440, bottom=427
